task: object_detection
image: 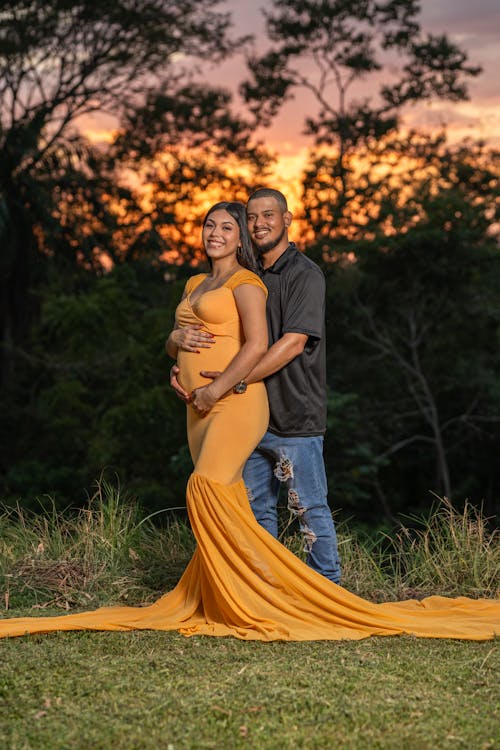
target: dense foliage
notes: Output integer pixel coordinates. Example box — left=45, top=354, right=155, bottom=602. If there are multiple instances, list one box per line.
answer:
left=2, top=189, right=499, bottom=521
left=1, top=261, right=194, bottom=513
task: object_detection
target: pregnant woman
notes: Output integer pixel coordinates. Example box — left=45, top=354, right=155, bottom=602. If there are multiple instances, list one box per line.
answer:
left=0, top=201, right=498, bottom=641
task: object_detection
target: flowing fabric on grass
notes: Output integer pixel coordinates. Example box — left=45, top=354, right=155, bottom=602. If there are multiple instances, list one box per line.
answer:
left=1, top=270, right=499, bottom=642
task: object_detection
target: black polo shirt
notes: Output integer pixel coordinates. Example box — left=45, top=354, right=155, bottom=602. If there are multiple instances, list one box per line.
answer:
left=259, top=243, right=327, bottom=437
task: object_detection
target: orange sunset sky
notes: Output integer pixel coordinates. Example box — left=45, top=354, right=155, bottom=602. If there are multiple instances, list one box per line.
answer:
left=78, top=0, right=500, bottom=216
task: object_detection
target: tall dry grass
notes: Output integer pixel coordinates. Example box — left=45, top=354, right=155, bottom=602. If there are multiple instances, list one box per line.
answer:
left=0, top=479, right=194, bottom=610
left=1, top=481, right=498, bottom=611
left=387, top=498, right=499, bottom=600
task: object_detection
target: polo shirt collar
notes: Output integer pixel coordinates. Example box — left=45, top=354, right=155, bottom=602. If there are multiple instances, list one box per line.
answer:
left=258, top=243, right=296, bottom=274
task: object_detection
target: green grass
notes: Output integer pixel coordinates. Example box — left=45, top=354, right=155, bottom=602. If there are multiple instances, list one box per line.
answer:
left=1, top=484, right=499, bottom=748
left=1, top=631, right=498, bottom=749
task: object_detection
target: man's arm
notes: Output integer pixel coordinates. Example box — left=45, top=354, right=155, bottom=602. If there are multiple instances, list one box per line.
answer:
left=245, top=332, right=308, bottom=383
left=200, top=331, right=308, bottom=386
left=200, top=265, right=323, bottom=385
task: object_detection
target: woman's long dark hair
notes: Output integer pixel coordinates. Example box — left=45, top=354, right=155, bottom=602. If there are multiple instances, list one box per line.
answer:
left=203, top=201, right=258, bottom=273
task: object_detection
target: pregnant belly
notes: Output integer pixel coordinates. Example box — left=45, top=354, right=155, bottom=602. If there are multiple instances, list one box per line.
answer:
left=177, top=339, right=239, bottom=394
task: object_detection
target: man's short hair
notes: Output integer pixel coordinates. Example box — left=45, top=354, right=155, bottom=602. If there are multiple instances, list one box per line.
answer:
left=247, top=188, right=288, bottom=212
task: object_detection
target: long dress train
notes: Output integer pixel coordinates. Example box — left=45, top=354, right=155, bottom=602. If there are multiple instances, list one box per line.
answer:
left=0, top=270, right=499, bottom=641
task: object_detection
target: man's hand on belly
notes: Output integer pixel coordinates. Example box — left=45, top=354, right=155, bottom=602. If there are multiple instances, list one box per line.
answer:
left=199, top=370, right=222, bottom=382
left=170, top=364, right=191, bottom=402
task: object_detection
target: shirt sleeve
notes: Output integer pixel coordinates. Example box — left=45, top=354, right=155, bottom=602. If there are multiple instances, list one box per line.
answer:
left=226, top=269, right=268, bottom=297
left=183, top=274, right=206, bottom=296
left=282, top=266, right=325, bottom=339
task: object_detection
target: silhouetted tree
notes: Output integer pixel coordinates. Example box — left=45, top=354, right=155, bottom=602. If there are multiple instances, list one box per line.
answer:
left=323, top=141, right=500, bottom=516
left=242, top=0, right=481, bottom=244
left=0, top=0, right=261, bottom=383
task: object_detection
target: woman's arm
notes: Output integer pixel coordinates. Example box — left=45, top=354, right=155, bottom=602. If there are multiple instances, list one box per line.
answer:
left=191, top=284, right=268, bottom=414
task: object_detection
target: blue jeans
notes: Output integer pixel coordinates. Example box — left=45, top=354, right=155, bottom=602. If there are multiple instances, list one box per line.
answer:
left=243, top=431, right=341, bottom=583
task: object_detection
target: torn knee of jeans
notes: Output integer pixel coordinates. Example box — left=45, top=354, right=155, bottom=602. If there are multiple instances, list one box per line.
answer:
left=301, top=525, right=317, bottom=554
left=246, top=486, right=254, bottom=503
left=274, top=456, right=294, bottom=482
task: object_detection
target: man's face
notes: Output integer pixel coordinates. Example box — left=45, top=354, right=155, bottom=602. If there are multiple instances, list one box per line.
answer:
left=246, top=197, right=290, bottom=255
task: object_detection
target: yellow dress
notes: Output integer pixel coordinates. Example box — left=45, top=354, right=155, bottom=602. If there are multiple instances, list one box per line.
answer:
left=0, top=269, right=499, bottom=641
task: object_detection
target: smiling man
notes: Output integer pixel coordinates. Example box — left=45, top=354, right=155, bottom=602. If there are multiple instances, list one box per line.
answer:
left=233, top=188, right=341, bottom=583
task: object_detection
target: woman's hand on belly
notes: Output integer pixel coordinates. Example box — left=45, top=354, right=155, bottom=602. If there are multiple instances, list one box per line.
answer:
left=173, top=325, right=215, bottom=353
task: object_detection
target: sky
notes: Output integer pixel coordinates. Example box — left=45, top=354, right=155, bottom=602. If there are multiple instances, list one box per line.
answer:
left=221, top=0, right=499, bottom=143
left=81, top=0, right=499, bottom=199
left=185, top=0, right=496, bottom=204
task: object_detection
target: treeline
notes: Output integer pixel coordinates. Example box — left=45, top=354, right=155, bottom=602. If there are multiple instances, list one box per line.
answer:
left=2, top=174, right=499, bottom=521
left=1, top=2, right=499, bottom=522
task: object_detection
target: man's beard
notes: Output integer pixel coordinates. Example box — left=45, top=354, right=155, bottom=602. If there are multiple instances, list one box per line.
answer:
left=253, top=227, right=286, bottom=255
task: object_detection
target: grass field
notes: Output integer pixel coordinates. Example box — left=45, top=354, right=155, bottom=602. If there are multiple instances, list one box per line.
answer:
left=1, top=486, right=499, bottom=748
left=1, top=627, right=498, bottom=750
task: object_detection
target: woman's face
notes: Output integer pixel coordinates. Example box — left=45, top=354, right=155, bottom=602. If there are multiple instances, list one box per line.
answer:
left=202, top=209, right=240, bottom=262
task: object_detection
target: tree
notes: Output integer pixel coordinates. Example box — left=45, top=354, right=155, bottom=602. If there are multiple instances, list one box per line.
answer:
left=110, top=83, right=273, bottom=265
left=323, top=141, right=500, bottom=516
left=0, top=0, right=256, bottom=384
left=0, top=261, right=191, bottom=512
left=242, top=0, right=481, bottom=244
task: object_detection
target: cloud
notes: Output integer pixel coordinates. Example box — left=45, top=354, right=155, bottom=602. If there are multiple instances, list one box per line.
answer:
left=421, top=0, right=500, bottom=36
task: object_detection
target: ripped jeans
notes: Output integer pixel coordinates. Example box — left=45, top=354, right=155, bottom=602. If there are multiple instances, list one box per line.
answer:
left=243, top=431, right=341, bottom=584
